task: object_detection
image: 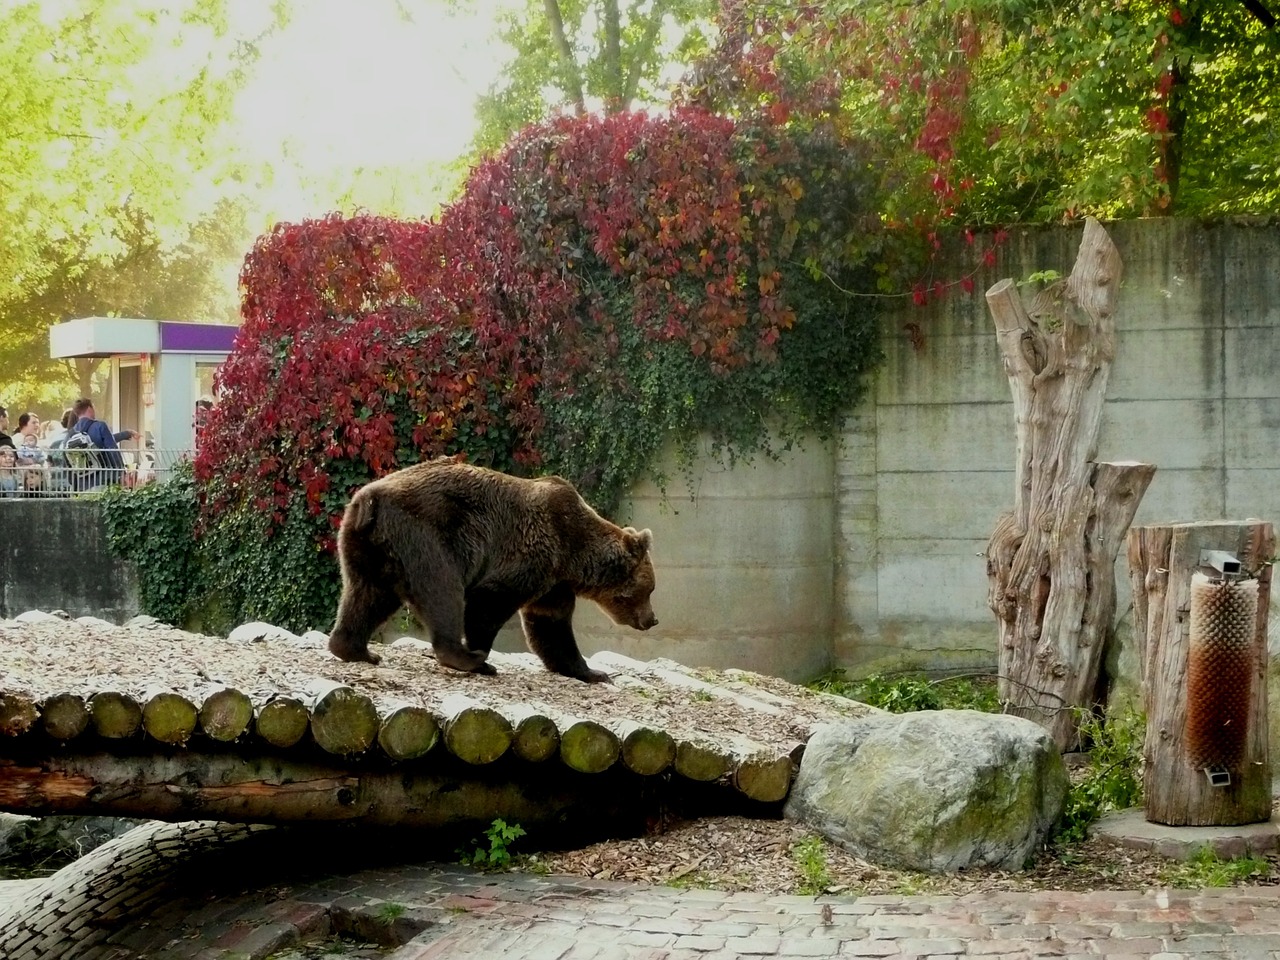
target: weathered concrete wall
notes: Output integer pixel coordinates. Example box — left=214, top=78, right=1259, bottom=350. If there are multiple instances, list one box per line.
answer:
left=0, top=501, right=138, bottom=622
left=6, top=220, right=1276, bottom=691
left=837, top=219, right=1280, bottom=677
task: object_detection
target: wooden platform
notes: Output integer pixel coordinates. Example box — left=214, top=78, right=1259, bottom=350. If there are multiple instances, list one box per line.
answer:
left=0, top=613, right=875, bottom=830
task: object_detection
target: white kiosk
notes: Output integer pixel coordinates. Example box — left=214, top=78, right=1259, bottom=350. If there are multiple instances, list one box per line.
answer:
left=48, top=316, right=239, bottom=454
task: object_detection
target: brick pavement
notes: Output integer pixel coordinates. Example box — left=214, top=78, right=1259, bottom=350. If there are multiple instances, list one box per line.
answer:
left=11, top=861, right=1280, bottom=960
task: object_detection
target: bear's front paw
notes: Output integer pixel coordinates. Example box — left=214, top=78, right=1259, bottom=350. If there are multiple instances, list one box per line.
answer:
left=578, top=668, right=612, bottom=684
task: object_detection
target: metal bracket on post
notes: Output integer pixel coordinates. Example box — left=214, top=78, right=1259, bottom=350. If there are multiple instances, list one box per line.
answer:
left=1199, top=550, right=1243, bottom=581
left=1204, top=767, right=1232, bottom=788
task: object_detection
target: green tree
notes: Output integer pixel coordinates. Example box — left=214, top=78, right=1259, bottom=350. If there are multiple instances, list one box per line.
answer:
left=461, top=0, right=717, bottom=154
left=0, top=0, right=283, bottom=399
left=686, top=0, right=1280, bottom=223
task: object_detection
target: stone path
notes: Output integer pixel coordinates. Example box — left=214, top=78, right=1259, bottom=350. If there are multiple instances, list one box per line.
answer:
left=7, top=862, right=1280, bottom=959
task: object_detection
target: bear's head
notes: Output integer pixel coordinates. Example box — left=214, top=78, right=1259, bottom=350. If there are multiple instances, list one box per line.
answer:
left=592, top=527, right=658, bottom=631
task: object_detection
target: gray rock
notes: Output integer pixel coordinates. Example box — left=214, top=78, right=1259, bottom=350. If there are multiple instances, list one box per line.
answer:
left=785, top=710, right=1067, bottom=873
left=228, top=621, right=301, bottom=644
left=122, top=615, right=166, bottom=630
left=13, top=610, right=65, bottom=624
left=75, top=616, right=119, bottom=630
left=298, top=629, right=331, bottom=649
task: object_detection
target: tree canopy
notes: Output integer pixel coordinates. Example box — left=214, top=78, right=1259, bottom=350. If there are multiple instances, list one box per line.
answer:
left=465, top=0, right=718, bottom=154
left=684, top=0, right=1280, bottom=224
left=0, top=0, right=280, bottom=406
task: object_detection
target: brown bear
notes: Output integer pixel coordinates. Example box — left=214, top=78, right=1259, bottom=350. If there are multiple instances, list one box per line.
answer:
left=327, top=458, right=658, bottom=682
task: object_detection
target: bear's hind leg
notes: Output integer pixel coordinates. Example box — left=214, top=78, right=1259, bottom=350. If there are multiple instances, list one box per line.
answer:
left=463, top=587, right=522, bottom=657
left=329, top=581, right=400, bottom=665
left=402, top=570, right=496, bottom=676
left=520, top=586, right=609, bottom=683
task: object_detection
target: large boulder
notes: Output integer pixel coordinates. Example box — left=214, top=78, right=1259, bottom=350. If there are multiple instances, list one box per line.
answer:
left=785, top=710, right=1067, bottom=872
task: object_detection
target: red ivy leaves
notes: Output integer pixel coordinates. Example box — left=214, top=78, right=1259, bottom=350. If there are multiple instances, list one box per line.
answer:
left=197, top=108, right=847, bottom=545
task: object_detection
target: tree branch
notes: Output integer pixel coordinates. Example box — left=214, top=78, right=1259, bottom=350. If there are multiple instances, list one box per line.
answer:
left=543, top=0, right=587, bottom=116
left=1241, top=0, right=1277, bottom=29
left=603, top=0, right=623, bottom=110
left=623, top=0, right=668, bottom=106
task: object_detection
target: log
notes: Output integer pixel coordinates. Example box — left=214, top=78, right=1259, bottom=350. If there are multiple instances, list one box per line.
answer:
left=88, top=691, right=142, bottom=739
left=41, top=692, right=90, bottom=742
left=0, top=691, right=39, bottom=737
left=376, top=700, right=440, bottom=762
left=141, top=689, right=199, bottom=745
left=254, top=695, right=310, bottom=749
left=614, top=719, right=676, bottom=776
left=503, top=704, right=561, bottom=763
left=558, top=717, right=621, bottom=774
left=673, top=736, right=732, bottom=782
left=984, top=217, right=1155, bottom=749
left=0, top=751, right=655, bottom=830
left=438, top=694, right=512, bottom=765
left=306, top=680, right=379, bottom=756
left=1128, top=519, right=1274, bottom=825
left=728, top=739, right=794, bottom=804
left=198, top=686, right=255, bottom=743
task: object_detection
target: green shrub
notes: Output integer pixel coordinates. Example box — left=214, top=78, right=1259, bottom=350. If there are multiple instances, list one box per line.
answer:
left=1056, top=708, right=1145, bottom=845
left=811, top=671, right=1001, bottom=714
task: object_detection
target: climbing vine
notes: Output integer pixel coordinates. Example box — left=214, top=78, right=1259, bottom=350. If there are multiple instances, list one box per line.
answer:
left=170, top=108, right=883, bottom=634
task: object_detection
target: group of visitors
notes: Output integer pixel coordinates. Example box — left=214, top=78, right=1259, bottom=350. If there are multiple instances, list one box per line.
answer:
left=0, top=399, right=139, bottom=498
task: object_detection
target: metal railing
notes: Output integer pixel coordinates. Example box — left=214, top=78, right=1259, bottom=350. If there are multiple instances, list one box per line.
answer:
left=0, top=448, right=195, bottom=499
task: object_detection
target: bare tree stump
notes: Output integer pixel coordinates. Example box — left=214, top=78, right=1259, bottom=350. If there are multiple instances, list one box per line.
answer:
left=1128, top=519, right=1274, bottom=825
left=984, top=217, right=1156, bottom=750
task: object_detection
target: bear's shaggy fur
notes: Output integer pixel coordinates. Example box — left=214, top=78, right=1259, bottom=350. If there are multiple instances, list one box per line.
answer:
left=328, top=459, right=658, bottom=682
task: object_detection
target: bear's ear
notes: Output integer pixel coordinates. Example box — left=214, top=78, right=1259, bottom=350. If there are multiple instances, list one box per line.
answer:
left=624, top=527, right=653, bottom=557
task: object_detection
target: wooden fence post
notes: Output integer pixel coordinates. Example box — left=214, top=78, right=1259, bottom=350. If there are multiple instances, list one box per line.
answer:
left=1128, top=519, right=1275, bottom=826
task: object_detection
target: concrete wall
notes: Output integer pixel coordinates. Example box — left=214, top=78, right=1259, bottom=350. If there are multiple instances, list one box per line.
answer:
left=6, top=220, right=1276, bottom=689
left=837, top=219, right=1280, bottom=677
left=0, top=501, right=138, bottom=623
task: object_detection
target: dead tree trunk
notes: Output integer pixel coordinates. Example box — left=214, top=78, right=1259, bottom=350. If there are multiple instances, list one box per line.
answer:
left=985, top=217, right=1156, bottom=750
left=1128, top=520, right=1274, bottom=825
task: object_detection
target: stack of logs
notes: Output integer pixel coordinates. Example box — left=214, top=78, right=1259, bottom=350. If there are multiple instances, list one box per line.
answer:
left=0, top=645, right=871, bottom=828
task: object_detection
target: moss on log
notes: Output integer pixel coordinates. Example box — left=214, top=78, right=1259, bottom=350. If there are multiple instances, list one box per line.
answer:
left=730, top=744, right=794, bottom=803
left=559, top=717, right=620, bottom=774
left=503, top=705, right=560, bottom=763
left=198, top=686, right=254, bottom=743
left=142, top=690, right=199, bottom=745
left=614, top=720, right=675, bottom=776
left=41, top=693, right=90, bottom=742
left=673, top=737, right=732, bottom=782
left=254, top=695, right=310, bottom=749
left=377, top=702, right=440, bottom=761
left=88, top=692, right=142, bottom=740
left=307, top=680, right=379, bottom=756
left=439, top=694, right=512, bottom=765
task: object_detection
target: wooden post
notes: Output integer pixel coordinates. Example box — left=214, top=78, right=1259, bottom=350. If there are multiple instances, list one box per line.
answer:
left=1128, top=519, right=1274, bottom=826
left=984, top=217, right=1156, bottom=749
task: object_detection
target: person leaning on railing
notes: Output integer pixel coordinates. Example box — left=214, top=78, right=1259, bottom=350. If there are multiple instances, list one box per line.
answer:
left=0, top=444, right=18, bottom=497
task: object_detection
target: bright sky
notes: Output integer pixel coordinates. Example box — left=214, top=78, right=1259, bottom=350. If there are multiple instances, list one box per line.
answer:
left=232, top=0, right=511, bottom=222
